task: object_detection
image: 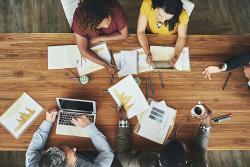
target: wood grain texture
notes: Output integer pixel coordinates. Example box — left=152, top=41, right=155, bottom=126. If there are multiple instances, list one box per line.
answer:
left=0, top=34, right=250, bottom=151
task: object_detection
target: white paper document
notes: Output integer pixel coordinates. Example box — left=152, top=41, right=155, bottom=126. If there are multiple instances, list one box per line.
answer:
left=108, top=75, right=149, bottom=119
left=77, top=42, right=112, bottom=76
left=150, top=46, right=190, bottom=71
left=48, top=45, right=82, bottom=69
left=0, top=93, right=43, bottom=139
left=135, top=100, right=176, bottom=144
left=113, top=50, right=138, bottom=77
left=136, top=48, right=154, bottom=73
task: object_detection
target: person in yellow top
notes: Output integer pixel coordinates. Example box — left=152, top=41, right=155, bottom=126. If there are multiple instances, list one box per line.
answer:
left=137, top=0, right=189, bottom=65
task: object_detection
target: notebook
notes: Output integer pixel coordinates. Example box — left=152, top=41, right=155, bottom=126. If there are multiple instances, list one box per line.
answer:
left=77, top=42, right=112, bottom=76
left=150, top=46, right=191, bottom=71
left=48, top=45, right=82, bottom=69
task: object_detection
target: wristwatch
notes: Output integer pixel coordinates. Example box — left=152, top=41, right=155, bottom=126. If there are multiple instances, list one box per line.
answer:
left=218, top=63, right=227, bottom=71
left=201, top=124, right=211, bottom=132
left=248, top=81, right=250, bottom=89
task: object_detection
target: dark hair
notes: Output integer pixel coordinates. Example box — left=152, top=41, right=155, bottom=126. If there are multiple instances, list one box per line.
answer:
left=77, top=0, right=114, bottom=33
left=137, top=151, right=160, bottom=167
left=152, top=0, right=183, bottom=32
left=39, top=147, right=68, bottom=167
left=160, top=139, right=187, bottom=167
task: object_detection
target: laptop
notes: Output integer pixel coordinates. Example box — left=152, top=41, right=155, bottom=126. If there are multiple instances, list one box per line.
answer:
left=56, top=98, right=96, bottom=137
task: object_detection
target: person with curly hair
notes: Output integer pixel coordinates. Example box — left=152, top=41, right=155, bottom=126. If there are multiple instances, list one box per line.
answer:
left=72, top=0, right=128, bottom=75
left=137, top=0, right=189, bottom=66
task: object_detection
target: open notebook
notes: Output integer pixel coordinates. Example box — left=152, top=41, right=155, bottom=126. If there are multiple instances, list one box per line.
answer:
left=150, top=46, right=191, bottom=71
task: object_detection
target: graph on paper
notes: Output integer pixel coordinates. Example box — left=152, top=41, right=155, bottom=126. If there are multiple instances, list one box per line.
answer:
left=0, top=93, right=43, bottom=139
left=108, top=75, right=149, bottom=119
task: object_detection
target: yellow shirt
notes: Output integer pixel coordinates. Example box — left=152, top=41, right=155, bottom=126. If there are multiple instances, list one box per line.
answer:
left=140, top=0, right=189, bottom=34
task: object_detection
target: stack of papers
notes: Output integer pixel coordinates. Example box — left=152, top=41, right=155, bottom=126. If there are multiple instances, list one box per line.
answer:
left=135, top=99, right=176, bottom=144
left=48, top=45, right=82, bottom=69
left=150, top=46, right=191, bottom=71
left=108, top=75, right=149, bottom=119
left=114, top=50, right=138, bottom=77
left=77, top=43, right=112, bottom=76
left=114, top=48, right=153, bottom=77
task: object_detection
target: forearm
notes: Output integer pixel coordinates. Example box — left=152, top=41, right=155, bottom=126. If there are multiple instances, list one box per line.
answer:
left=195, top=124, right=210, bottom=150
left=99, top=31, right=127, bottom=42
left=87, top=123, right=114, bottom=166
left=26, top=120, right=52, bottom=166
left=137, top=32, right=150, bottom=55
left=174, top=36, right=186, bottom=58
left=224, top=52, right=250, bottom=71
left=116, top=125, right=131, bottom=152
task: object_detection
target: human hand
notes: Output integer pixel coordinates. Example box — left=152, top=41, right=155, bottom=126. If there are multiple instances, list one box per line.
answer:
left=202, top=66, right=223, bottom=80
left=146, top=54, right=153, bottom=65
left=194, top=107, right=212, bottom=127
left=106, top=64, right=118, bottom=75
left=115, top=105, right=128, bottom=120
left=170, top=55, right=178, bottom=65
left=46, top=110, right=58, bottom=123
left=244, top=65, right=250, bottom=80
left=71, top=115, right=91, bottom=128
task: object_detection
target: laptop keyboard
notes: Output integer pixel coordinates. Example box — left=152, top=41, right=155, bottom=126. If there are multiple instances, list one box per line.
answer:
left=59, top=111, right=95, bottom=126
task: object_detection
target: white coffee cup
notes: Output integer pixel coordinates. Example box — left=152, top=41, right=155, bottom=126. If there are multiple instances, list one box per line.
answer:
left=191, top=104, right=206, bottom=118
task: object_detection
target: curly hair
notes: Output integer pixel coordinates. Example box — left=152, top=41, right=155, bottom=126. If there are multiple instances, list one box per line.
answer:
left=77, top=0, right=114, bottom=33
left=152, top=0, right=183, bottom=32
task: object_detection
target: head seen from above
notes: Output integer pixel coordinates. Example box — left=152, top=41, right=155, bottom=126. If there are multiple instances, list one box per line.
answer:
left=78, top=0, right=113, bottom=33
left=152, top=0, right=183, bottom=31
left=40, top=145, right=77, bottom=167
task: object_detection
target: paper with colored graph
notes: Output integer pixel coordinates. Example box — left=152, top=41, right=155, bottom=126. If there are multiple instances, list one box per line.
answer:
left=108, top=75, right=149, bottom=119
left=0, top=93, right=43, bottom=139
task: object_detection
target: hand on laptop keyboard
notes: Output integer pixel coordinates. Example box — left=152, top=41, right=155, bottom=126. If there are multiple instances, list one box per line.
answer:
left=59, top=112, right=94, bottom=126
left=71, top=115, right=91, bottom=128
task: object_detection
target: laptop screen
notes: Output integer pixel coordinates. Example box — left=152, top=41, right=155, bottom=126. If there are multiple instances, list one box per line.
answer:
left=59, top=99, right=94, bottom=112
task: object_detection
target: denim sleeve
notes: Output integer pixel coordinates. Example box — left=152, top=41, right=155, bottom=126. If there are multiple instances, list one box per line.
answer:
left=87, top=123, right=114, bottom=167
left=25, top=120, right=52, bottom=167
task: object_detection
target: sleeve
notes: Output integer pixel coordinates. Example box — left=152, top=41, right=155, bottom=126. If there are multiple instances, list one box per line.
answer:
left=25, top=120, right=52, bottom=167
left=116, top=120, right=134, bottom=167
left=140, top=0, right=151, bottom=17
left=113, top=1, right=128, bottom=31
left=71, top=9, right=87, bottom=38
left=224, top=52, right=250, bottom=71
left=87, top=123, right=114, bottom=167
left=191, top=124, right=210, bottom=167
left=179, top=10, right=189, bottom=26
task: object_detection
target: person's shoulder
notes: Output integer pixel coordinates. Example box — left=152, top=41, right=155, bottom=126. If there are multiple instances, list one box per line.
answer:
left=142, top=0, right=152, bottom=7
left=179, top=9, right=189, bottom=25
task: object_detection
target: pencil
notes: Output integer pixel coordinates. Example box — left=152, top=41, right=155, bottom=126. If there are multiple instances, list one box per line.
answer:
left=158, top=70, right=165, bottom=88
left=222, top=72, right=232, bottom=90
left=148, top=77, right=155, bottom=96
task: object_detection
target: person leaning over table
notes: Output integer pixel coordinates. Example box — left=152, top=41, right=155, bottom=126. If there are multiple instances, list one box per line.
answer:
left=111, top=105, right=211, bottom=167
left=203, top=52, right=250, bottom=89
left=137, top=0, right=189, bottom=65
left=72, top=0, right=128, bottom=75
left=26, top=110, right=114, bottom=167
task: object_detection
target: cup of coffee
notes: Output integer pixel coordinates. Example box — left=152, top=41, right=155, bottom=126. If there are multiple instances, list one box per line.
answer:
left=191, top=104, right=206, bottom=118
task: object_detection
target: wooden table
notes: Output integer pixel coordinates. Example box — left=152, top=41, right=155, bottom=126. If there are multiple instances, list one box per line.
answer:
left=0, top=34, right=250, bottom=151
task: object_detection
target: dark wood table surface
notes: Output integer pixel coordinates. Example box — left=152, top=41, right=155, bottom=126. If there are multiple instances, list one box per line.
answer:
left=0, top=34, right=250, bottom=151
